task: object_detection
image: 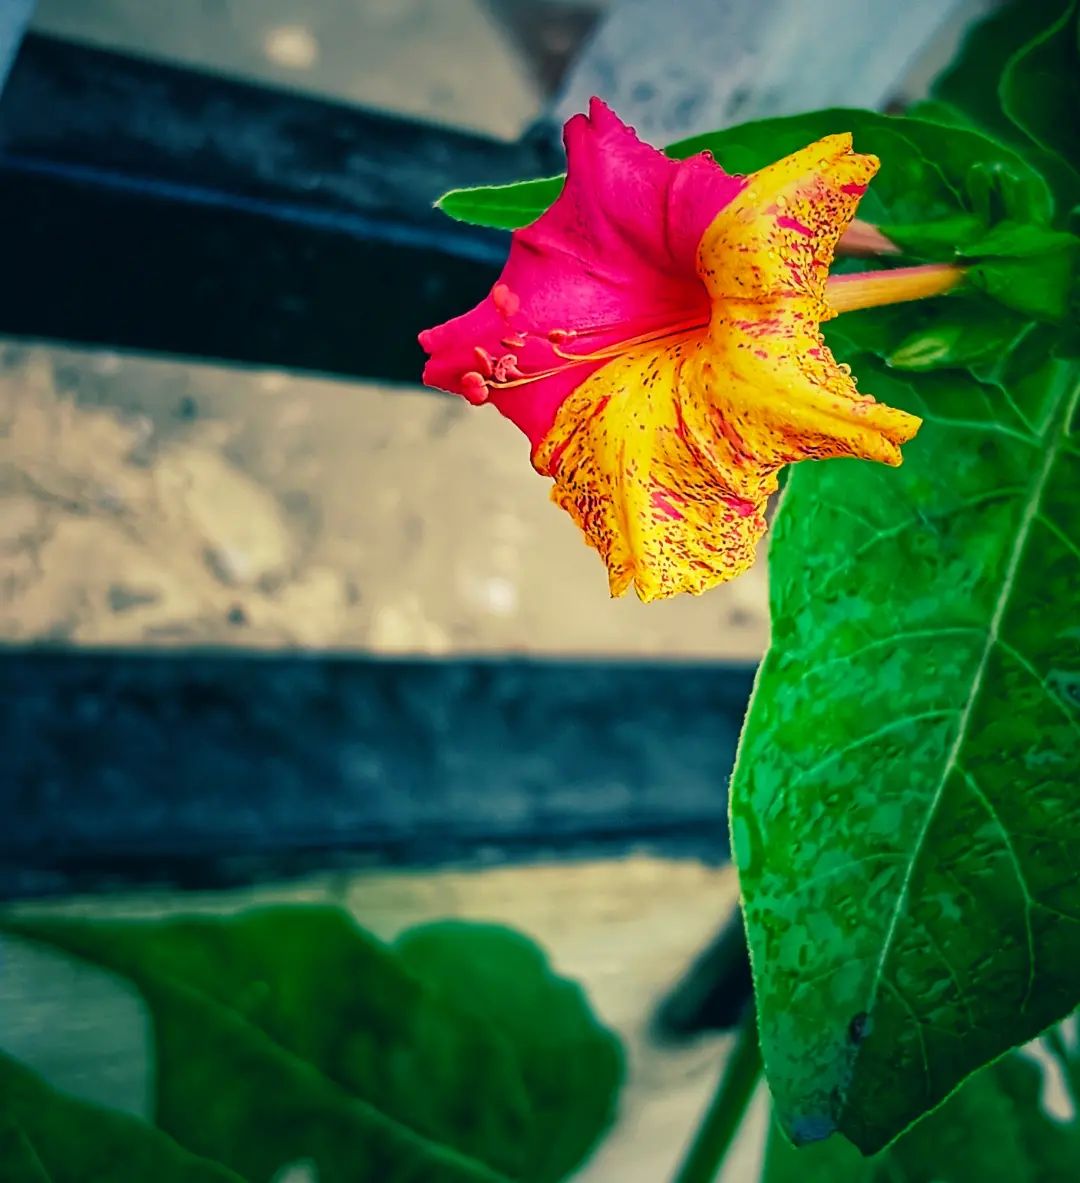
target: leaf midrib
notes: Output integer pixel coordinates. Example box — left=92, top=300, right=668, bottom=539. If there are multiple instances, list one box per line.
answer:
left=847, top=369, right=1080, bottom=1115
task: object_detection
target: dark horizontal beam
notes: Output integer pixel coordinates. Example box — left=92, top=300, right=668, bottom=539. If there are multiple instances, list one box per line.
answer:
left=0, top=34, right=562, bottom=383
left=2, top=649, right=754, bottom=898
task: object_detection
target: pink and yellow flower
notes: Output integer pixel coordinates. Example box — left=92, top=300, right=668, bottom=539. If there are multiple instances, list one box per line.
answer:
left=420, top=99, right=959, bottom=602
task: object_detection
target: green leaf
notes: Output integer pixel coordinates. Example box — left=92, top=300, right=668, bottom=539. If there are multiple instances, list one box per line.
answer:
left=729, top=336, right=1080, bottom=1151
left=3, top=908, right=623, bottom=1183
left=886, top=298, right=1028, bottom=371
left=0, top=1050, right=243, bottom=1183
left=668, top=110, right=1052, bottom=228
left=932, top=0, right=1072, bottom=147
left=933, top=0, right=1080, bottom=210
left=957, top=223, right=1080, bottom=322
left=436, top=176, right=562, bottom=230
left=1000, top=0, right=1080, bottom=173
left=902, top=100, right=980, bottom=134
left=967, top=253, right=1077, bottom=321
left=763, top=1030, right=1080, bottom=1181
left=394, top=923, right=619, bottom=1183
left=876, top=214, right=984, bottom=261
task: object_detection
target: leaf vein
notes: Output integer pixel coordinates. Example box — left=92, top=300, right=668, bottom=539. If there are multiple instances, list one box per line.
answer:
left=960, top=765, right=1036, bottom=1010
left=995, top=638, right=1080, bottom=740
left=1036, top=511, right=1080, bottom=564
left=783, top=710, right=958, bottom=796
left=796, top=627, right=983, bottom=682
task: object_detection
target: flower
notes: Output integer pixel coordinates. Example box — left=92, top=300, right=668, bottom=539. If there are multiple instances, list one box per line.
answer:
left=420, top=99, right=957, bottom=602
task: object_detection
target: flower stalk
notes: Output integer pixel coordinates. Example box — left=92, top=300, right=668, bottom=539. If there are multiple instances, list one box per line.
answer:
left=828, top=263, right=964, bottom=313
left=671, top=1006, right=763, bottom=1183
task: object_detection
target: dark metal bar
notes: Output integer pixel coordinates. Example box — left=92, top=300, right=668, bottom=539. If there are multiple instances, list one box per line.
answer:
left=2, top=648, right=754, bottom=898
left=0, top=34, right=562, bottom=382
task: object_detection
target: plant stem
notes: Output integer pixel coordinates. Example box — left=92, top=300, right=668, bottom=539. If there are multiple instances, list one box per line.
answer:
left=826, top=262, right=963, bottom=313
left=671, top=1005, right=763, bottom=1183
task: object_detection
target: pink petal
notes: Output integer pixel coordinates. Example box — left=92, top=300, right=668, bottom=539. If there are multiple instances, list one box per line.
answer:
left=419, top=98, right=747, bottom=447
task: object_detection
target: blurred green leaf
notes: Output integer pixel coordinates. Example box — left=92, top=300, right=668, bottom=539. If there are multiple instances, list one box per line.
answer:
left=762, top=1035, right=1080, bottom=1181
left=3, top=908, right=622, bottom=1183
left=1000, top=0, right=1080, bottom=175
left=933, top=0, right=1080, bottom=210
left=729, top=322, right=1080, bottom=1151
left=932, top=0, right=1071, bottom=147
left=0, top=1050, right=243, bottom=1183
left=394, top=922, right=619, bottom=1183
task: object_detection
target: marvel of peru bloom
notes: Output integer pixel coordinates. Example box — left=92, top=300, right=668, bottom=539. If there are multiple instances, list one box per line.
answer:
left=420, top=100, right=960, bottom=602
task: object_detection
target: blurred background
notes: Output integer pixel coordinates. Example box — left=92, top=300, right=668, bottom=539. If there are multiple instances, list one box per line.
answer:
left=0, top=1, right=998, bottom=1180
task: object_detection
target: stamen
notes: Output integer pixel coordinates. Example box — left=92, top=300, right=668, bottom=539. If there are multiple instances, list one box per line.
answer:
left=460, top=371, right=490, bottom=405
left=550, top=316, right=707, bottom=362
left=492, top=283, right=521, bottom=318
left=837, top=219, right=900, bottom=257
left=476, top=316, right=707, bottom=393
left=493, top=354, right=524, bottom=382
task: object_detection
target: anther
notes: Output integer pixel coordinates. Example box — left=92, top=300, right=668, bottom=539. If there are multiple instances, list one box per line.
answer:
left=460, top=371, right=490, bottom=405
left=492, top=283, right=520, bottom=318
left=493, top=354, right=523, bottom=382
left=473, top=346, right=495, bottom=376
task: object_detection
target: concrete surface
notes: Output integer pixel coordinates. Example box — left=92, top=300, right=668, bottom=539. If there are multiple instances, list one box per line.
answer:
left=0, top=341, right=770, bottom=657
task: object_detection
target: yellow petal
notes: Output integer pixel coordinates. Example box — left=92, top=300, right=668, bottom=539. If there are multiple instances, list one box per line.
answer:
left=534, top=136, right=923, bottom=603
left=699, top=133, right=877, bottom=316
left=535, top=335, right=769, bottom=603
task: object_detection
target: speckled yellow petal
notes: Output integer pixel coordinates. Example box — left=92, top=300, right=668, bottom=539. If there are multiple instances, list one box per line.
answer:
left=533, top=135, right=923, bottom=603
left=535, top=336, right=768, bottom=602
left=699, top=133, right=877, bottom=315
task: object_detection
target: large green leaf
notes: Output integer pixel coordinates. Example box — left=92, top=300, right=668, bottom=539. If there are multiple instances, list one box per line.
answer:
left=393, top=922, right=618, bottom=1183
left=2, top=908, right=622, bottom=1183
left=729, top=332, right=1080, bottom=1151
left=0, top=1051, right=243, bottom=1183
left=762, top=1032, right=1080, bottom=1181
